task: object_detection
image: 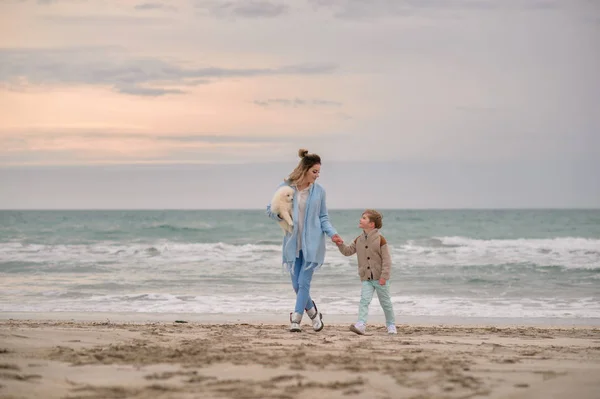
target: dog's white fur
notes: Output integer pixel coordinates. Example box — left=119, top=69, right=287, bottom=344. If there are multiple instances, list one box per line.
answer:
left=270, top=186, right=294, bottom=235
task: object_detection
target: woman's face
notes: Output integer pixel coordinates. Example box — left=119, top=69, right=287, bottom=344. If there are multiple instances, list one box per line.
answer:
left=303, top=164, right=321, bottom=184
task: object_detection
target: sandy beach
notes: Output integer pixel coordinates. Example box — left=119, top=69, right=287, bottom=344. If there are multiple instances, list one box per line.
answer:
left=1, top=318, right=599, bottom=399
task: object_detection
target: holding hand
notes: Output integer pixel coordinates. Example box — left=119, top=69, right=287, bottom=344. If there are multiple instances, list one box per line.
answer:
left=331, top=234, right=343, bottom=245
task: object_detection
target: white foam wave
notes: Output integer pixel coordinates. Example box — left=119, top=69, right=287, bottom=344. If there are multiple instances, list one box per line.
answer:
left=397, top=236, right=600, bottom=269
left=0, top=241, right=283, bottom=268
left=1, top=291, right=598, bottom=319
left=2, top=236, right=599, bottom=273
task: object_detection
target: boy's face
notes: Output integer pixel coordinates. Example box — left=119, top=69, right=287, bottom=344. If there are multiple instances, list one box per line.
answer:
left=359, top=213, right=374, bottom=230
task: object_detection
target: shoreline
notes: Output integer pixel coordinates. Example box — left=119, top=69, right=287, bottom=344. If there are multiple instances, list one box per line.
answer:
left=1, top=319, right=598, bottom=399
left=2, top=311, right=599, bottom=327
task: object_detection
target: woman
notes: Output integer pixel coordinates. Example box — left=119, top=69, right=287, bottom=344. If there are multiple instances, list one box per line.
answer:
left=266, top=148, right=342, bottom=332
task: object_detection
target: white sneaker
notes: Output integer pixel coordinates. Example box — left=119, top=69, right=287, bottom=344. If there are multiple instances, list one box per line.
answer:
left=289, top=312, right=302, bottom=332
left=349, top=322, right=366, bottom=335
left=387, top=325, right=397, bottom=334
left=310, top=312, right=323, bottom=332
left=305, top=301, right=324, bottom=332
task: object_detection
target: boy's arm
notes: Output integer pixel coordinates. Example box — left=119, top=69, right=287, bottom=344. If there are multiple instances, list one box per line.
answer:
left=337, top=237, right=357, bottom=256
left=380, top=236, right=392, bottom=281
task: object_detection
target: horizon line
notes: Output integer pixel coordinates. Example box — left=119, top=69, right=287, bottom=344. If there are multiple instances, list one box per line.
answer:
left=1, top=208, right=599, bottom=211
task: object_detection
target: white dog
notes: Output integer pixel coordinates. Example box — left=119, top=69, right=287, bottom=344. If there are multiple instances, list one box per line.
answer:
left=270, top=186, right=294, bottom=235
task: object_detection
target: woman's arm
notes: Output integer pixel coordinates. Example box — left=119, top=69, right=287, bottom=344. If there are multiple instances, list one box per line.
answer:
left=266, top=204, right=283, bottom=222
left=319, top=189, right=337, bottom=238
left=265, top=183, right=286, bottom=222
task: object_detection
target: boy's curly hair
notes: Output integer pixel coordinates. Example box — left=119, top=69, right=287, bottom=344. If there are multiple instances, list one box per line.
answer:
left=363, top=209, right=383, bottom=229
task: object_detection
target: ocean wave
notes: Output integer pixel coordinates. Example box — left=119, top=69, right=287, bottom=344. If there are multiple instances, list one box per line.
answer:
left=438, top=236, right=600, bottom=250
left=1, top=291, right=598, bottom=319
left=2, top=236, right=599, bottom=273
left=0, top=241, right=284, bottom=272
left=398, top=236, right=600, bottom=270
left=147, top=223, right=214, bottom=233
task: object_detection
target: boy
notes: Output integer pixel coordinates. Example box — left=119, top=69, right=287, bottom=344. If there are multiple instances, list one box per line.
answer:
left=336, top=209, right=397, bottom=335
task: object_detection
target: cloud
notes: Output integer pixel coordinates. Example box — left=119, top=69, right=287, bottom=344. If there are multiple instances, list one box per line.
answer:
left=0, top=47, right=338, bottom=96
left=196, top=0, right=289, bottom=18
left=11, top=0, right=89, bottom=4
left=42, top=14, right=172, bottom=25
left=153, top=134, right=299, bottom=143
left=0, top=130, right=310, bottom=145
left=134, top=2, right=177, bottom=12
left=0, top=129, right=319, bottom=166
left=455, top=105, right=498, bottom=113
left=253, top=98, right=342, bottom=107
left=306, top=0, right=559, bottom=19
left=116, top=85, right=185, bottom=96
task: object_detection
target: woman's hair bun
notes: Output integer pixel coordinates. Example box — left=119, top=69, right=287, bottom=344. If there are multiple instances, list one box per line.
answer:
left=298, top=148, right=309, bottom=158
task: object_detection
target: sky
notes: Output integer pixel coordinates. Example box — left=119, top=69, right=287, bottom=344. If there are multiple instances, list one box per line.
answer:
left=0, top=0, right=599, bottom=209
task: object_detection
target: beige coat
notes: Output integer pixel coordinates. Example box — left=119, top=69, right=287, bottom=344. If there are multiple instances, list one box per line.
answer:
left=337, top=229, right=392, bottom=281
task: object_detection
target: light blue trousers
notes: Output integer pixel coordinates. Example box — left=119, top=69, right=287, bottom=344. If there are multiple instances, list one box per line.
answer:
left=291, top=251, right=316, bottom=314
left=358, top=280, right=396, bottom=326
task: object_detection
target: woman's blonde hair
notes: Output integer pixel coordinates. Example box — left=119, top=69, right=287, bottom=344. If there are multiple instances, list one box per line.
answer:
left=286, top=148, right=321, bottom=185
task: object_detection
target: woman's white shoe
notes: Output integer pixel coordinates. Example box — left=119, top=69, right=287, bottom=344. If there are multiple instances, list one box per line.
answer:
left=289, top=312, right=302, bottom=332
left=305, top=301, right=324, bottom=332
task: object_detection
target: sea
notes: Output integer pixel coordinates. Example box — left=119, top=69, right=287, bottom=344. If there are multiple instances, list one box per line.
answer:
left=1, top=209, right=599, bottom=325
